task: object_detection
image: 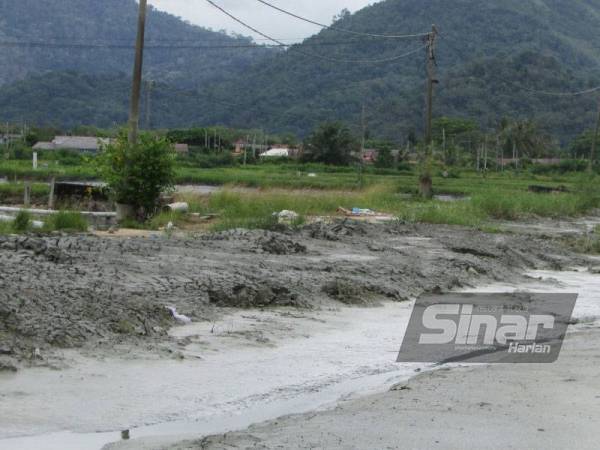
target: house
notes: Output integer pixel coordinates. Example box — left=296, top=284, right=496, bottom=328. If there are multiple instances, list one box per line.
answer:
left=0, top=133, right=23, bottom=145
left=260, top=148, right=290, bottom=158
left=174, top=143, right=189, bottom=155
left=361, top=149, right=379, bottom=164
left=33, top=136, right=110, bottom=153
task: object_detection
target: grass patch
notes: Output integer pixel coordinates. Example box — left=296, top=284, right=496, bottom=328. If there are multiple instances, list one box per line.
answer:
left=397, top=201, right=485, bottom=227
left=45, top=211, right=88, bottom=232
left=12, top=211, right=32, bottom=232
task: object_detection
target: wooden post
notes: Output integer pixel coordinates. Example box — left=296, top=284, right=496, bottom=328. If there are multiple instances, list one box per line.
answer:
left=127, top=0, right=147, bottom=145
left=48, top=177, right=56, bottom=209
left=23, top=182, right=31, bottom=207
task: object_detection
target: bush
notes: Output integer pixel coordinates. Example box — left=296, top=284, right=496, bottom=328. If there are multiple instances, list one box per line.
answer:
left=46, top=211, right=88, bottom=232
left=12, top=211, right=31, bottom=232
left=98, top=132, right=176, bottom=214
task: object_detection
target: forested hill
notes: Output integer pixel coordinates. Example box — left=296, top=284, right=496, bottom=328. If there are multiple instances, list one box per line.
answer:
left=2, top=0, right=600, bottom=143
left=0, top=0, right=276, bottom=87
left=188, top=0, right=600, bottom=142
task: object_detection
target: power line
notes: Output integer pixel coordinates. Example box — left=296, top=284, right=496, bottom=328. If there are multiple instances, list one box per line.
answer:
left=462, top=74, right=600, bottom=97
left=0, top=38, right=421, bottom=51
left=494, top=77, right=600, bottom=97
left=0, top=40, right=281, bottom=50
left=205, top=0, right=426, bottom=64
left=254, top=0, right=429, bottom=39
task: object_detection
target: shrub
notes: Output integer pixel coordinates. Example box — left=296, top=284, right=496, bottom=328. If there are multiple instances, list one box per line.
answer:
left=98, top=132, right=176, bottom=214
left=46, top=211, right=88, bottom=232
left=12, top=211, right=31, bottom=233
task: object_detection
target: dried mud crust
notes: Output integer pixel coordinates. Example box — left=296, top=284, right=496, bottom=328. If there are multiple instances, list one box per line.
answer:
left=0, top=221, right=579, bottom=368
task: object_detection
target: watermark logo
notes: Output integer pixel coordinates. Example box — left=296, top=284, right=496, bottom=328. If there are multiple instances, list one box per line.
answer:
left=397, top=293, right=577, bottom=363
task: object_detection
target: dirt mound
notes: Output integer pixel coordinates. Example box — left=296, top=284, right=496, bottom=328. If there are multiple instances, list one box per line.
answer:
left=256, top=233, right=307, bottom=255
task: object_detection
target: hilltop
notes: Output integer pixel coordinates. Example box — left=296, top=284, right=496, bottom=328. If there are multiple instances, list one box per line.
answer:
left=1, top=0, right=600, bottom=143
left=0, top=0, right=275, bottom=87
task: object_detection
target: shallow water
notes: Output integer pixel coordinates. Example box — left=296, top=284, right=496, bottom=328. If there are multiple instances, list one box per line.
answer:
left=0, top=304, right=423, bottom=450
left=2, top=269, right=598, bottom=450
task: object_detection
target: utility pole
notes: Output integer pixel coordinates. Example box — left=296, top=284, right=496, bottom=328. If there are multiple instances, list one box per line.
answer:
left=424, top=25, right=438, bottom=147
left=145, top=80, right=154, bottom=130
left=361, top=103, right=366, bottom=152
left=420, top=24, right=438, bottom=198
left=127, top=0, right=148, bottom=144
left=588, top=97, right=600, bottom=173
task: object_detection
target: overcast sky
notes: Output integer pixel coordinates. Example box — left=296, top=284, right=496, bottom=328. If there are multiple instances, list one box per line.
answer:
left=148, top=0, right=380, bottom=43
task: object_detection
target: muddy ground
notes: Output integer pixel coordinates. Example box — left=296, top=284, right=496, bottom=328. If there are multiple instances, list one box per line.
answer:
left=0, top=220, right=582, bottom=371
left=159, top=328, right=600, bottom=450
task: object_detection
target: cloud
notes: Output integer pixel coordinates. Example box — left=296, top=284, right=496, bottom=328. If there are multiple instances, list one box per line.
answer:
left=148, top=0, right=379, bottom=43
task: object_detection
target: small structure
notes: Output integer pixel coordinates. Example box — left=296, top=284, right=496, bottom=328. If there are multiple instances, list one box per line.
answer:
left=54, top=181, right=109, bottom=202
left=33, top=136, right=111, bottom=153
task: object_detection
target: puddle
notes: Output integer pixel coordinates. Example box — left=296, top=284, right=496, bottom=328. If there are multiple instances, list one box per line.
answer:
left=3, top=269, right=599, bottom=450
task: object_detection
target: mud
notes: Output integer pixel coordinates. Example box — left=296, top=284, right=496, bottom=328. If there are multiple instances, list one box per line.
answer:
left=0, top=221, right=580, bottom=369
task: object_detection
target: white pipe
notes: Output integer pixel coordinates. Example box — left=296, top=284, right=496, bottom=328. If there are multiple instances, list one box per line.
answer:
left=0, top=206, right=115, bottom=218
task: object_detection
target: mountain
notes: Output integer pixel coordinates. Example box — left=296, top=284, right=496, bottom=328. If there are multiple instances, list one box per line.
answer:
left=0, top=0, right=276, bottom=87
left=188, top=0, right=600, bottom=142
left=2, top=0, right=600, bottom=143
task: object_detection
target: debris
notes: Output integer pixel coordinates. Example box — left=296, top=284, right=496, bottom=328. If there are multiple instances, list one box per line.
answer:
left=274, top=210, right=299, bottom=225
left=337, top=207, right=377, bottom=217
left=258, top=234, right=307, bottom=255
left=352, top=208, right=376, bottom=216
left=307, top=173, right=317, bottom=177
left=467, top=266, right=480, bottom=276
left=166, top=306, right=192, bottom=324
left=167, top=202, right=189, bottom=213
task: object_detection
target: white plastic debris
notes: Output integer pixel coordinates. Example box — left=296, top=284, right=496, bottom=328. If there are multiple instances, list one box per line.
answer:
left=307, top=173, right=317, bottom=177
left=0, top=215, right=44, bottom=229
left=166, top=221, right=174, bottom=231
left=167, top=202, right=189, bottom=213
left=273, top=210, right=299, bottom=224
left=166, top=306, right=192, bottom=324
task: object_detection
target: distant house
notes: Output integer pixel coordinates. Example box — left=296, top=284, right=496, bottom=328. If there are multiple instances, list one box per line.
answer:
left=174, top=143, right=189, bottom=155
left=362, top=149, right=379, bottom=164
left=260, top=148, right=290, bottom=158
left=0, top=133, right=23, bottom=145
left=33, top=136, right=110, bottom=153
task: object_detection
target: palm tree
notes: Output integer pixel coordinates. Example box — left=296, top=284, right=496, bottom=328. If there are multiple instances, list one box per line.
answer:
left=499, top=119, right=550, bottom=168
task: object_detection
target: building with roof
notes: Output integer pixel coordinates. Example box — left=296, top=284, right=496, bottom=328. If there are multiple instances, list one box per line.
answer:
left=33, top=136, right=111, bottom=153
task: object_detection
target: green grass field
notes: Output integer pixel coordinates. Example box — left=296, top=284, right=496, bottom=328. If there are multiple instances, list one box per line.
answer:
left=1, top=158, right=598, bottom=232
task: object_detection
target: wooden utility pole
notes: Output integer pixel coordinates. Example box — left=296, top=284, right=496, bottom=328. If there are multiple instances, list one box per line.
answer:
left=588, top=97, right=600, bottom=173
left=127, top=0, right=148, bottom=144
left=424, top=25, right=438, bottom=147
left=419, top=24, right=438, bottom=198
left=145, top=80, right=154, bottom=130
